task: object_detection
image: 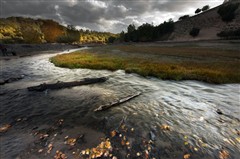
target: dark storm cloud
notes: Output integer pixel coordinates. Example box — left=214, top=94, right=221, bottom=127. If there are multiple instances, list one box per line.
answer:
left=1, top=0, right=222, bottom=33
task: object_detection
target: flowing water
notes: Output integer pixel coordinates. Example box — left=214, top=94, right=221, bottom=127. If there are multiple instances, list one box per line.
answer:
left=0, top=48, right=239, bottom=159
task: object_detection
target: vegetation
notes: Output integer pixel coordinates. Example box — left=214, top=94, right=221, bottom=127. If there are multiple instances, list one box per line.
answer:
left=189, top=28, right=200, bottom=37
left=217, top=28, right=240, bottom=39
left=0, top=17, right=116, bottom=44
left=195, top=5, right=210, bottom=14
left=57, top=26, right=80, bottom=43
left=195, top=8, right=202, bottom=14
left=202, top=5, right=210, bottom=12
left=178, top=15, right=190, bottom=21
left=51, top=45, right=240, bottom=84
left=108, top=36, right=116, bottom=43
left=218, top=3, right=239, bottom=22
left=120, top=20, right=174, bottom=42
left=40, top=20, right=65, bottom=43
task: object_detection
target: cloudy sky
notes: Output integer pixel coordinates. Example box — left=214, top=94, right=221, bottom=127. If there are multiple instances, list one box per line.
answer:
left=1, top=0, right=223, bottom=33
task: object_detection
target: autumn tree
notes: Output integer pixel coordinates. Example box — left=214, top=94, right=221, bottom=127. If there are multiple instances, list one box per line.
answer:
left=40, top=20, right=65, bottom=43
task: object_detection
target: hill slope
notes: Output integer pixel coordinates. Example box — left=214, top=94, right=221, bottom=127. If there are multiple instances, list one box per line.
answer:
left=169, top=2, right=240, bottom=41
left=0, top=17, right=115, bottom=44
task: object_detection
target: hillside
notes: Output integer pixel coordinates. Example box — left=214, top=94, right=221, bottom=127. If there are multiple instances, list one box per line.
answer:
left=170, top=1, right=240, bottom=41
left=0, top=17, right=116, bottom=44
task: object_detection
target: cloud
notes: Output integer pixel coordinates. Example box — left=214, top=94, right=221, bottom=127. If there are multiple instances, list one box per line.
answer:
left=1, top=0, right=222, bottom=33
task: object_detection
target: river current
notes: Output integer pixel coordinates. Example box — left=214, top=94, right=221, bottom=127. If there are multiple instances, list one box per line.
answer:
left=0, top=48, right=239, bottom=159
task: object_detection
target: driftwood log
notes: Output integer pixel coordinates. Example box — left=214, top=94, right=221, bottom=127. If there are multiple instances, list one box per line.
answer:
left=94, top=92, right=141, bottom=112
left=28, top=77, right=108, bottom=91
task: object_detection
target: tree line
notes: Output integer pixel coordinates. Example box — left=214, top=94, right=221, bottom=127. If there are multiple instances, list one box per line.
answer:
left=115, top=20, right=174, bottom=42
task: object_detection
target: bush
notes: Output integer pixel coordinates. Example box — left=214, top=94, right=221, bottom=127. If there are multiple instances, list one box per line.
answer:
left=108, top=36, right=116, bottom=43
left=189, top=28, right=200, bottom=37
left=202, top=5, right=210, bottom=12
left=179, top=15, right=190, bottom=21
left=218, top=3, right=239, bottom=22
left=57, top=35, right=78, bottom=43
left=217, top=29, right=240, bottom=39
left=195, top=8, right=202, bottom=14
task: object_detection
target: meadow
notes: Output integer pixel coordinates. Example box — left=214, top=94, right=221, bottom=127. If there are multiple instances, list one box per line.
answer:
left=51, top=44, right=240, bottom=84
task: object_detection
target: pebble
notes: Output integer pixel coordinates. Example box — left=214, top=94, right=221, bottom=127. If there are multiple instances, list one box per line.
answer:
left=38, top=149, right=43, bottom=153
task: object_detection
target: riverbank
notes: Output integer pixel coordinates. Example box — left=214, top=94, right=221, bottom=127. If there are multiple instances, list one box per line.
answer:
left=0, top=43, right=79, bottom=59
left=51, top=42, right=240, bottom=84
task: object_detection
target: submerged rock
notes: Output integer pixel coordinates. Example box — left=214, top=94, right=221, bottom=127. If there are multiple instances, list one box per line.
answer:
left=149, top=131, right=156, bottom=141
left=216, top=109, right=223, bottom=115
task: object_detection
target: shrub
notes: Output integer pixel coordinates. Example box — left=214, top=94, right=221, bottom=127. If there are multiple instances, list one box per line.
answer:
left=179, top=15, right=190, bottom=21
left=57, top=35, right=78, bottom=43
left=218, top=3, right=239, bottom=22
left=189, top=28, right=200, bottom=37
left=202, top=5, right=210, bottom=12
left=217, top=29, right=240, bottom=39
left=195, top=8, right=202, bottom=14
left=108, top=36, right=116, bottom=43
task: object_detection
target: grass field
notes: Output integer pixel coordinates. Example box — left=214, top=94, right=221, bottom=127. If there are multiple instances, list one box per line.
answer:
left=50, top=44, right=240, bottom=84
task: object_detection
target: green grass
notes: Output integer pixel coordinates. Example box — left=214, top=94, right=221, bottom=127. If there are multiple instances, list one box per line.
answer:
left=50, top=45, right=240, bottom=84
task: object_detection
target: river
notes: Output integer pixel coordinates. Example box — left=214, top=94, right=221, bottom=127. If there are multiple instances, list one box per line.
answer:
left=0, top=47, right=239, bottom=159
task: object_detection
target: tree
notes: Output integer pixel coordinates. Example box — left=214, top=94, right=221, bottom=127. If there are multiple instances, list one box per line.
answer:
left=127, top=24, right=136, bottom=33
left=137, top=23, right=154, bottom=42
left=126, top=24, right=137, bottom=42
left=67, top=25, right=76, bottom=31
left=119, top=31, right=125, bottom=42
left=179, top=15, right=190, bottom=21
left=119, top=20, right=175, bottom=42
left=155, top=20, right=174, bottom=39
left=108, top=36, right=116, bottom=43
left=202, top=5, right=210, bottom=11
left=217, top=28, right=240, bottom=39
left=195, top=8, right=202, bottom=14
left=189, top=28, right=200, bottom=37
left=218, top=3, right=239, bottom=22
left=41, top=20, right=65, bottom=43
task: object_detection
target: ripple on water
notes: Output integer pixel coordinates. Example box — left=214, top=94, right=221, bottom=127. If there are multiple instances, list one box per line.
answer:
left=1, top=48, right=240, bottom=158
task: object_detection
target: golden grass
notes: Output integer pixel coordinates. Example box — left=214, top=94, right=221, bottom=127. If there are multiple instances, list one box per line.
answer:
left=50, top=45, right=240, bottom=84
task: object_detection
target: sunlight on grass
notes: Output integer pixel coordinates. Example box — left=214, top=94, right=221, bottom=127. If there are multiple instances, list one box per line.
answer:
left=50, top=45, right=240, bottom=84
